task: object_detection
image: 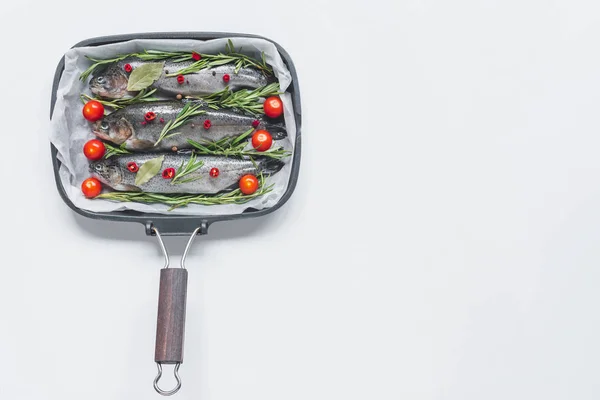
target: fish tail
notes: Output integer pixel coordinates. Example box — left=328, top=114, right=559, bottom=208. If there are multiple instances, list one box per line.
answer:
left=266, top=74, right=278, bottom=86
left=265, top=122, right=287, bottom=140
left=258, top=158, right=285, bottom=176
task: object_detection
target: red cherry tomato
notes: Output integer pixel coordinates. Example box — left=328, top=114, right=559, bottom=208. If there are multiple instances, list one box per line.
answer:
left=251, top=130, right=273, bottom=151
left=83, top=139, right=106, bottom=160
left=263, top=96, right=283, bottom=118
left=239, top=174, right=259, bottom=195
left=82, top=100, right=105, bottom=122
left=81, top=178, right=102, bottom=198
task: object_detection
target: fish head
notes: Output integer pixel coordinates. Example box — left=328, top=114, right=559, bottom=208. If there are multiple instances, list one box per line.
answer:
left=93, top=115, right=133, bottom=145
left=89, top=65, right=129, bottom=98
left=89, top=159, right=123, bottom=187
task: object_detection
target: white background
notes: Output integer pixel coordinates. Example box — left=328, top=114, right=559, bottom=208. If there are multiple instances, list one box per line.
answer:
left=2, top=0, right=600, bottom=399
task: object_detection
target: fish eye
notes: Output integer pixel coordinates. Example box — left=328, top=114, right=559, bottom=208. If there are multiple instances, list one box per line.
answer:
left=96, top=76, right=105, bottom=84
left=100, top=122, right=109, bottom=130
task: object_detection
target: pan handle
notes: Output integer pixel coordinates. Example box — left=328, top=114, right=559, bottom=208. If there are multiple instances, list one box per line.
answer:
left=146, top=220, right=209, bottom=236
left=151, top=226, right=201, bottom=396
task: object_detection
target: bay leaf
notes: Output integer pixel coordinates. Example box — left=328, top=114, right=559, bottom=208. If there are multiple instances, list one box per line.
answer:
left=127, top=62, right=165, bottom=91
left=135, top=155, right=164, bottom=186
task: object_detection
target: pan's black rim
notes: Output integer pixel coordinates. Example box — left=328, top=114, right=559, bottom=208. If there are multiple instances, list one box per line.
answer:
left=50, top=32, right=301, bottom=236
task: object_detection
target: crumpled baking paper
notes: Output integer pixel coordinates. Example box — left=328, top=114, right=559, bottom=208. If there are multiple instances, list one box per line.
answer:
left=49, top=37, right=296, bottom=216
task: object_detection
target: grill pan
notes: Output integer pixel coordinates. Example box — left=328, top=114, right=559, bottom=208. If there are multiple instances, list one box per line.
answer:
left=49, top=32, right=301, bottom=395
left=50, top=31, right=301, bottom=236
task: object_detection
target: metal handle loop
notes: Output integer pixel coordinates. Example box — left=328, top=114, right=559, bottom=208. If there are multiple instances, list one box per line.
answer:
left=153, top=362, right=181, bottom=396
left=152, top=227, right=170, bottom=269
left=181, top=226, right=202, bottom=269
left=153, top=226, right=201, bottom=269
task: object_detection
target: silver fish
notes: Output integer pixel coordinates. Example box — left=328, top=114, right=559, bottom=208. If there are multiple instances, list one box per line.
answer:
left=90, top=57, right=272, bottom=99
left=90, top=153, right=283, bottom=194
left=93, top=101, right=287, bottom=151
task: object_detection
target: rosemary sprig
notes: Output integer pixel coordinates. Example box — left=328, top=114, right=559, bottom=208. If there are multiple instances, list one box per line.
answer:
left=79, top=50, right=193, bottom=81
left=187, top=130, right=248, bottom=154
left=79, top=40, right=271, bottom=81
left=188, top=134, right=291, bottom=160
left=155, top=103, right=206, bottom=146
left=187, top=128, right=291, bottom=160
left=80, top=55, right=128, bottom=81
left=103, top=142, right=131, bottom=158
left=97, top=174, right=273, bottom=210
left=80, top=89, right=159, bottom=110
left=171, top=153, right=204, bottom=184
left=167, top=40, right=271, bottom=77
left=244, top=147, right=291, bottom=159
left=135, top=50, right=193, bottom=62
left=189, top=82, right=281, bottom=115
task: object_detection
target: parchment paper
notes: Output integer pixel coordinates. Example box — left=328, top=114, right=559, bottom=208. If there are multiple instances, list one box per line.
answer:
left=49, top=37, right=296, bottom=216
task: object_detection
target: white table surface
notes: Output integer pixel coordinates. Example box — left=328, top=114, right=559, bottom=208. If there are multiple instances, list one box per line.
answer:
left=2, top=0, right=600, bottom=398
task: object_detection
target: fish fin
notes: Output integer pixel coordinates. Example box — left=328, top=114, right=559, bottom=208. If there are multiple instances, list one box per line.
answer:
left=126, top=139, right=155, bottom=150
left=113, top=184, right=142, bottom=192
left=258, top=158, right=285, bottom=176
left=93, top=130, right=112, bottom=142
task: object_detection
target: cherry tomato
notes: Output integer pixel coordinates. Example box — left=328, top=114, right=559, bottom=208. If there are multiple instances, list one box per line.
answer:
left=263, top=96, right=283, bottom=118
left=239, top=174, right=259, bottom=195
left=81, top=178, right=102, bottom=198
left=251, top=130, right=273, bottom=151
left=83, top=139, right=106, bottom=160
left=82, top=100, right=105, bottom=122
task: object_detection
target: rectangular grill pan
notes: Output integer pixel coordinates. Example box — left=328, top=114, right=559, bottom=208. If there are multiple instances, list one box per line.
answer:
left=50, top=32, right=301, bottom=236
